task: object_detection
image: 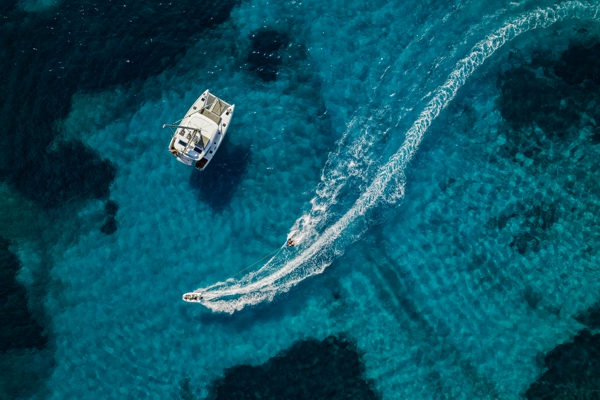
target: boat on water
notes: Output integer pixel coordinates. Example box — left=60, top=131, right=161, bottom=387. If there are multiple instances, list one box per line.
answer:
left=182, top=235, right=298, bottom=304
left=183, top=293, right=203, bottom=302
left=165, top=90, right=235, bottom=171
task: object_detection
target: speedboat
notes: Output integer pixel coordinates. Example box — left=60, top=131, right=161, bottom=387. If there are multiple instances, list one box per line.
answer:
left=165, top=90, right=235, bottom=171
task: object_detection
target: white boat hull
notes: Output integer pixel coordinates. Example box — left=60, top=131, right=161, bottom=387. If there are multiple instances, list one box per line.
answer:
left=167, top=90, right=235, bottom=171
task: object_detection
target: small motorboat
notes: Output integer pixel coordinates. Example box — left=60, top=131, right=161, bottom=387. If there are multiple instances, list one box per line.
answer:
left=165, top=90, right=235, bottom=171
left=183, top=292, right=203, bottom=302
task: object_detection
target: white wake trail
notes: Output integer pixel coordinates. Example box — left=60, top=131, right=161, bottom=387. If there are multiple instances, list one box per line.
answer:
left=195, top=1, right=600, bottom=313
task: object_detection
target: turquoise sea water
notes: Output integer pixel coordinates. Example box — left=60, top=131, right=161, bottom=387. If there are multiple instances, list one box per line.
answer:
left=2, top=0, right=600, bottom=398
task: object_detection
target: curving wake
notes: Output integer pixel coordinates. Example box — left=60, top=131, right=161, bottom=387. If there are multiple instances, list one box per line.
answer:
left=189, top=1, right=600, bottom=313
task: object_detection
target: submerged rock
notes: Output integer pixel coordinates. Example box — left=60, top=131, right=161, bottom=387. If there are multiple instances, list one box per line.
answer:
left=105, top=200, right=119, bottom=216
left=0, top=237, right=47, bottom=352
left=100, top=216, right=117, bottom=235
left=206, top=335, right=379, bottom=400
left=247, top=28, right=290, bottom=82
left=11, top=141, right=117, bottom=209
left=496, top=67, right=582, bottom=142
left=575, top=301, right=600, bottom=330
left=554, top=43, right=600, bottom=86
left=526, top=330, right=600, bottom=399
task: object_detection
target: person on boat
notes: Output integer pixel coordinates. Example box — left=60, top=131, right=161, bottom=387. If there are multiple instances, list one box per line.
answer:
left=287, top=238, right=296, bottom=247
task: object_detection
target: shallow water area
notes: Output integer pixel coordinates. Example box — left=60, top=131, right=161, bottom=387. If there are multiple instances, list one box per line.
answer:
left=3, top=0, right=600, bottom=398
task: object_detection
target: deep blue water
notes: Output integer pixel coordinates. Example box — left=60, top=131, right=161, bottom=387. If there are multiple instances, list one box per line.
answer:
left=2, top=0, right=600, bottom=398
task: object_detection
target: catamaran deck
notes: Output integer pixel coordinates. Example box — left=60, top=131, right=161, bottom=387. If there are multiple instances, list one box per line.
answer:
left=166, top=89, right=234, bottom=171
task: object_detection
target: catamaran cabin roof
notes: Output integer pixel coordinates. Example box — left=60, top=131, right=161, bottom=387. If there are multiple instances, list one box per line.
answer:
left=187, top=114, right=218, bottom=140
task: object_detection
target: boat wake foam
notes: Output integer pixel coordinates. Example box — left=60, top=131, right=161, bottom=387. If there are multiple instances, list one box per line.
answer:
left=192, top=1, right=600, bottom=313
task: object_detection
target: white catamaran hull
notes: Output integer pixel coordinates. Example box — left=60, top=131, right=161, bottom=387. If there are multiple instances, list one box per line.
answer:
left=166, top=90, right=235, bottom=171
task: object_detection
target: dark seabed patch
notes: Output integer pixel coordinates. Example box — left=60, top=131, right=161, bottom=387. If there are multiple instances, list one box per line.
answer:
left=0, top=236, right=53, bottom=399
left=12, top=141, right=117, bottom=210
left=497, top=67, right=582, bottom=143
left=101, top=200, right=119, bottom=235
left=490, top=33, right=600, bottom=259
left=554, top=42, right=600, bottom=86
left=575, top=301, right=600, bottom=330
left=247, top=28, right=290, bottom=82
left=100, top=216, right=118, bottom=235
left=105, top=200, right=119, bottom=216
left=244, top=25, right=313, bottom=87
left=205, top=335, right=379, bottom=400
left=189, top=142, right=252, bottom=212
left=0, top=237, right=46, bottom=351
left=526, top=330, right=600, bottom=399
left=496, top=34, right=600, bottom=157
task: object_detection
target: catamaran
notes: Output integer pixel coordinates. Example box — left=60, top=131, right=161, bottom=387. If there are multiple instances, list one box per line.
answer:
left=165, top=90, right=235, bottom=171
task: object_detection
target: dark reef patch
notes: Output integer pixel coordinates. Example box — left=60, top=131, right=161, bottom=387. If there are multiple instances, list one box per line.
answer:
left=101, top=200, right=119, bottom=235
left=11, top=141, right=117, bottom=209
left=100, top=216, right=118, bottom=235
left=438, top=177, right=457, bottom=193
left=244, top=26, right=312, bottom=85
left=496, top=66, right=583, bottom=147
left=554, top=42, right=600, bottom=86
left=575, top=301, right=600, bottom=330
left=189, top=142, right=251, bottom=212
left=0, top=237, right=54, bottom=399
left=525, top=330, right=600, bottom=399
left=105, top=200, right=119, bottom=216
left=0, top=237, right=47, bottom=351
left=247, top=28, right=290, bottom=82
left=526, top=202, right=559, bottom=232
left=206, top=335, right=379, bottom=400
left=496, top=38, right=600, bottom=173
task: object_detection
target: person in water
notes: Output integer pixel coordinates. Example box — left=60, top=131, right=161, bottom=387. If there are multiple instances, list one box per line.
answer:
left=287, top=238, right=296, bottom=247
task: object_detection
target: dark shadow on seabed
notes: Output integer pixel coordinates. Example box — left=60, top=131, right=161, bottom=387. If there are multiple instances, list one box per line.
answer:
left=189, top=140, right=252, bottom=213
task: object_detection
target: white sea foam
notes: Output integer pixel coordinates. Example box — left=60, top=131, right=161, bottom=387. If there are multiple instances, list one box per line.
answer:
left=195, top=1, right=600, bottom=313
